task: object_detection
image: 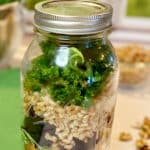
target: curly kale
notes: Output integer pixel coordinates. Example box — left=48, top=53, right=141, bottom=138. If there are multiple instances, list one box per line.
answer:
left=39, top=41, right=57, bottom=60
left=24, top=55, right=59, bottom=91
left=24, top=39, right=114, bottom=108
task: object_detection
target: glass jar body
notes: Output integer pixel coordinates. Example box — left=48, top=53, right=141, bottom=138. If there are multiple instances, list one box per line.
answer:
left=21, top=31, right=119, bottom=150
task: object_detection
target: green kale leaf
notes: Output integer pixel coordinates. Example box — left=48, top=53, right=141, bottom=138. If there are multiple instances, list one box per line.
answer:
left=24, top=40, right=114, bottom=108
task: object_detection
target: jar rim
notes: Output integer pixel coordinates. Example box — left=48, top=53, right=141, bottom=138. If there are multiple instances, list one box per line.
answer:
left=34, top=0, right=113, bottom=35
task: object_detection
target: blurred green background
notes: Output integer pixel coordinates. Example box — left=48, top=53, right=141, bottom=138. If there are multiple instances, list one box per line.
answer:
left=0, top=0, right=20, bottom=4
left=127, top=0, right=150, bottom=17
left=0, top=69, right=23, bottom=150
left=24, top=0, right=44, bottom=10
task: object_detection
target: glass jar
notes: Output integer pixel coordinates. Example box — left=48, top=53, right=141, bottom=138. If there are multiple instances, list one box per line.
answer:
left=21, top=1, right=119, bottom=150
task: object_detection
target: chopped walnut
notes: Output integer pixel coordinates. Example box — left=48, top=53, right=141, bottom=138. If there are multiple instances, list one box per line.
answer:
left=119, top=117, right=150, bottom=150
left=139, top=131, right=149, bottom=139
left=24, top=90, right=116, bottom=149
left=119, top=132, right=132, bottom=141
left=115, top=45, right=150, bottom=85
left=144, top=117, right=150, bottom=127
left=141, top=117, right=150, bottom=139
left=115, top=45, right=150, bottom=63
left=136, top=139, right=150, bottom=150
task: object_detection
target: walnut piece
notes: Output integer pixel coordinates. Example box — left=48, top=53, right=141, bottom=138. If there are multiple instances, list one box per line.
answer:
left=119, top=132, right=132, bottom=141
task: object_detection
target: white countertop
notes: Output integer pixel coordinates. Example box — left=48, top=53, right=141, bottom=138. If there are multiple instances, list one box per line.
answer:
left=111, top=94, right=150, bottom=150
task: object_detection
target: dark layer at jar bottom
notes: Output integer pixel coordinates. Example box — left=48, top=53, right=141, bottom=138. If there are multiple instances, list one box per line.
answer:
left=23, top=91, right=116, bottom=150
left=23, top=118, right=96, bottom=150
left=23, top=112, right=113, bottom=150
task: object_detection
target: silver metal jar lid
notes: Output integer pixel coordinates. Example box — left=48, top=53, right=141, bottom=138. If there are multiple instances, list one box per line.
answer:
left=34, top=0, right=113, bottom=35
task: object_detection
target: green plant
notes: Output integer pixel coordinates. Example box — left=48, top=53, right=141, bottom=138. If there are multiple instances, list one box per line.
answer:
left=0, top=0, right=20, bottom=4
left=24, top=38, right=114, bottom=108
left=127, top=0, right=150, bottom=17
left=24, top=0, right=44, bottom=10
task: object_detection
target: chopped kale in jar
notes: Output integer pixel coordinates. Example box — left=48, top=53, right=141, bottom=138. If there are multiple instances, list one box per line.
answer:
left=23, top=38, right=114, bottom=108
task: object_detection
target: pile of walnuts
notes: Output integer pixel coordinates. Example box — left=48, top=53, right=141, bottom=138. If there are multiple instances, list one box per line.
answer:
left=119, top=117, right=150, bottom=150
left=115, top=45, right=150, bottom=85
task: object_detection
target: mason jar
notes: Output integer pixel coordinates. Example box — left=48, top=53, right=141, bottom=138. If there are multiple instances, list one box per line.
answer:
left=21, top=1, right=119, bottom=150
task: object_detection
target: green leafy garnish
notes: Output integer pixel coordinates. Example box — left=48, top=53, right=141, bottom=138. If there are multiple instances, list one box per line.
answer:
left=69, top=47, right=84, bottom=66
left=24, top=38, right=114, bottom=108
left=0, top=0, right=20, bottom=4
left=22, top=129, right=51, bottom=150
left=22, top=129, right=42, bottom=148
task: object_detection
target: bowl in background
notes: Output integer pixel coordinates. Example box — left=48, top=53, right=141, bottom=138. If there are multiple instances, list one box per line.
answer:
left=115, top=44, right=150, bottom=88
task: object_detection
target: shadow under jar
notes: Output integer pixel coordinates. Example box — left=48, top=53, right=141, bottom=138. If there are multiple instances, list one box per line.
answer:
left=21, top=1, right=119, bottom=150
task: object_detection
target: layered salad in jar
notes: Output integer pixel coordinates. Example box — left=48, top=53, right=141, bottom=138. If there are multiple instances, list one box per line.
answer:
left=22, top=36, right=118, bottom=150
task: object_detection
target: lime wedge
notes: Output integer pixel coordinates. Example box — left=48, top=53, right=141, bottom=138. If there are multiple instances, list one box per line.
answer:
left=69, top=47, right=84, bottom=66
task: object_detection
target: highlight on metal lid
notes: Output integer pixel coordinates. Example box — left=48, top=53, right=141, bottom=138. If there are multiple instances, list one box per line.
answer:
left=34, top=0, right=113, bottom=35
